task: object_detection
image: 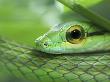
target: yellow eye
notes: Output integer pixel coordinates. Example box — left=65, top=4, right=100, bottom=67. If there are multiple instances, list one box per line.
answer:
left=66, top=25, right=85, bottom=44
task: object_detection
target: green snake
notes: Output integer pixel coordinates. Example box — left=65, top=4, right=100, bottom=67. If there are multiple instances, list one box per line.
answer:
left=0, top=21, right=110, bottom=82
left=35, top=21, right=110, bottom=54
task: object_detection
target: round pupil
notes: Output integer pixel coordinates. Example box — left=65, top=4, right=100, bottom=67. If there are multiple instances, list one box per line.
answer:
left=70, top=29, right=81, bottom=39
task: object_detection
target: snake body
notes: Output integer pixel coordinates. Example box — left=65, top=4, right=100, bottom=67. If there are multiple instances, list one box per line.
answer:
left=0, top=21, right=110, bottom=82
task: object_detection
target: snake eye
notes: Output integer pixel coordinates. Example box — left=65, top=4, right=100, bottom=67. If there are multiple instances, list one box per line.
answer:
left=66, top=25, right=85, bottom=44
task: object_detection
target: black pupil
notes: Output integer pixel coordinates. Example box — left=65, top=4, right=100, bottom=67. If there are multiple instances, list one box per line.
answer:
left=70, top=29, right=81, bottom=39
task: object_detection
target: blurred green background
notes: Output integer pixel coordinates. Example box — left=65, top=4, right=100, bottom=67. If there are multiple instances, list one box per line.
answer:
left=0, top=0, right=110, bottom=46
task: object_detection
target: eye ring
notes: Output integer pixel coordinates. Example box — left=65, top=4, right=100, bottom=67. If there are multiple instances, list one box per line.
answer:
left=66, top=25, right=85, bottom=44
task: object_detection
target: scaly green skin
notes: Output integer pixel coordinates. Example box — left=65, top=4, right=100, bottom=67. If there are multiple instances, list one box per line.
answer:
left=0, top=21, right=110, bottom=82
left=35, top=21, right=110, bottom=54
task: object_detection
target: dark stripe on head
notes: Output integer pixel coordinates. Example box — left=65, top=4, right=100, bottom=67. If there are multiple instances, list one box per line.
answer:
left=87, top=31, right=106, bottom=37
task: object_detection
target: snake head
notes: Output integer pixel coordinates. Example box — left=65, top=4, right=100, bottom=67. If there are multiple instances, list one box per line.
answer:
left=35, top=21, right=108, bottom=54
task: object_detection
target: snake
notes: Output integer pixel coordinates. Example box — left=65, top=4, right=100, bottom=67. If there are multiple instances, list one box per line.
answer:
left=0, top=21, right=110, bottom=82
left=35, top=21, right=110, bottom=54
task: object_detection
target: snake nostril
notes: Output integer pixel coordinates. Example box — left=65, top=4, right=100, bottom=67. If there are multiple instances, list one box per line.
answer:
left=43, top=41, right=52, bottom=47
left=44, top=42, right=49, bottom=46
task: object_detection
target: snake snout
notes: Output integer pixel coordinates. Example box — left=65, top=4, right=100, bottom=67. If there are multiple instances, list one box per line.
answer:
left=35, top=35, right=53, bottom=50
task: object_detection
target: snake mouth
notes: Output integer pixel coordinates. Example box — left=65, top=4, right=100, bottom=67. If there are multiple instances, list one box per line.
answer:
left=41, top=50, right=110, bottom=56
left=73, top=50, right=110, bottom=55
left=33, top=49, right=110, bottom=56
